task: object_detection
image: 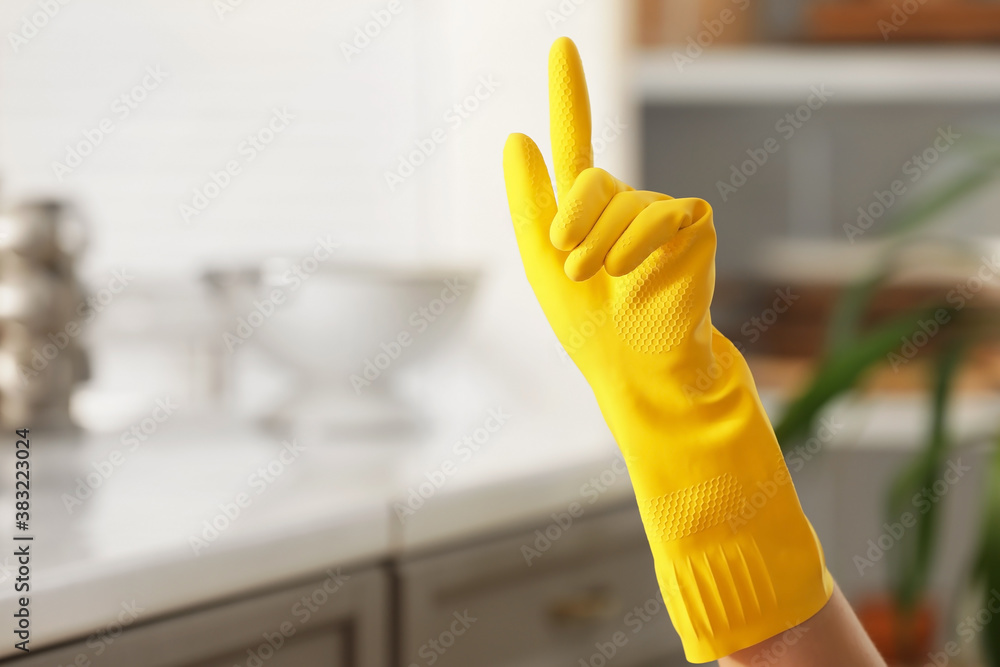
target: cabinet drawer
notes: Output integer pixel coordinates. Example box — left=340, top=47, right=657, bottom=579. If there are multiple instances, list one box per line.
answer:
left=398, top=504, right=685, bottom=667
left=6, top=566, right=387, bottom=667
left=186, top=629, right=346, bottom=667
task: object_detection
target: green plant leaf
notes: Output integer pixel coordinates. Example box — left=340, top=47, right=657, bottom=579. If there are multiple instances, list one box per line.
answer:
left=885, top=341, right=964, bottom=611
left=774, top=309, right=953, bottom=448
left=973, top=435, right=1000, bottom=666
left=825, top=265, right=891, bottom=352
left=826, top=150, right=1000, bottom=350
left=877, top=151, right=1000, bottom=239
left=770, top=130, right=1000, bottom=655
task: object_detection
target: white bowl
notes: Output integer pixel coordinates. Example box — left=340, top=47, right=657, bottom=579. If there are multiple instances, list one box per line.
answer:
left=208, top=260, right=478, bottom=437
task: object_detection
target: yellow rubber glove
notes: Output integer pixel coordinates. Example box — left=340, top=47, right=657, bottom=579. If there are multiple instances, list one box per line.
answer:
left=502, top=37, right=834, bottom=663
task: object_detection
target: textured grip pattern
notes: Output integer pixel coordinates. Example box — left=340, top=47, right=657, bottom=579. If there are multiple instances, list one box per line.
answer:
left=553, top=198, right=584, bottom=241
left=509, top=134, right=555, bottom=232
left=613, top=251, right=694, bottom=354
left=639, top=473, right=746, bottom=542
left=549, top=40, right=592, bottom=200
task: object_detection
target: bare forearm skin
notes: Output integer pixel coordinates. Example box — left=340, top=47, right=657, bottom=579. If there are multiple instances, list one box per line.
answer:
left=719, top=585, right=886, bottom=667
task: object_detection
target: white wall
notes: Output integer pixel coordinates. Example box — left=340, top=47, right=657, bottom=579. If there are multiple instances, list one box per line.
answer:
left=0, top=0, right=634, bottom=279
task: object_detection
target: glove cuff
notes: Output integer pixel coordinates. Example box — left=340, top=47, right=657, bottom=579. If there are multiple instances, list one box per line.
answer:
left=641, top=472, right=834, bottom=663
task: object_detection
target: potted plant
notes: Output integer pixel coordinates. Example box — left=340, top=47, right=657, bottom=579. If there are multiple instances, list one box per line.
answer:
left=769, top=147, right=1000, bottom=665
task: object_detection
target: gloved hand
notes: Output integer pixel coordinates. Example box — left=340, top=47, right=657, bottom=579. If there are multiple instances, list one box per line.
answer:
left=502, top=37, right=833, bottom=663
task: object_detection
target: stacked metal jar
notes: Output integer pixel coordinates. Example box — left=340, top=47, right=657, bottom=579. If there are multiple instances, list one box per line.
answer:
left=0, top=199, right=89, bottom=430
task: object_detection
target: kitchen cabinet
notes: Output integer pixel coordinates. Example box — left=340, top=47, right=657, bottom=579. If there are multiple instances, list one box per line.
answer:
left=5, top=567, right=388, bottom=667
left=4, top=504, right=686, bottom=667
left=398, top=503, right=685, bottom=667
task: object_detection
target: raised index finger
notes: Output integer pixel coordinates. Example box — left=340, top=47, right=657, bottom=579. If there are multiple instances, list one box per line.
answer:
left=549, top=37, right=593, bottom=203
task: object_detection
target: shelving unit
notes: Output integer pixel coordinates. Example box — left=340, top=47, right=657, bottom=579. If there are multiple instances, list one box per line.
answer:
left=633, top=47, right=1000, bottom=104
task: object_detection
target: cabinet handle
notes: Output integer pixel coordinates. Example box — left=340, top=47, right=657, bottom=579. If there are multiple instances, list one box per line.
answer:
left=547, top=588, right=622, bottom=624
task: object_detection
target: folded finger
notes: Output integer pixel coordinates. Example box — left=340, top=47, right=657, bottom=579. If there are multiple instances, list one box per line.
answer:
left=605, top=198, right=711, bottom=277
left=564, top=190, right=667, bottom=282
left=550, top=167, right=631, bottom=252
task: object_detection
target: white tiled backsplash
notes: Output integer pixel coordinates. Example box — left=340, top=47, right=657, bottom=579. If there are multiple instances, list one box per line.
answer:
left=0, top=0, right=634, bottom=280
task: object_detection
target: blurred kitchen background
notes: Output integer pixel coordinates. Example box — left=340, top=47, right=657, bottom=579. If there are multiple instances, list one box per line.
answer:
left=2, top=0, right=1000, bottom=665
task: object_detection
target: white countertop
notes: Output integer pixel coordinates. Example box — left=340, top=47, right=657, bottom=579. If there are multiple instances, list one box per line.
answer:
left=0, top=337, right=636, bottom=657
left=2, top=345, right=998, bottom=656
